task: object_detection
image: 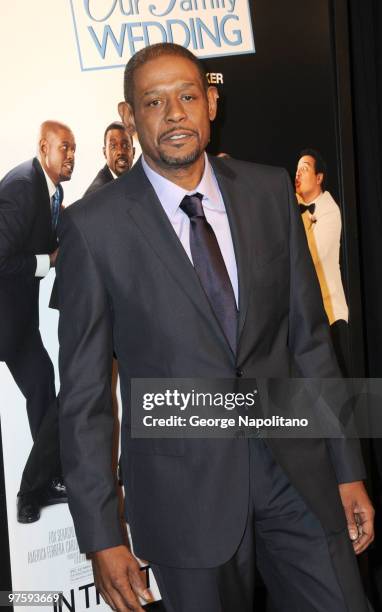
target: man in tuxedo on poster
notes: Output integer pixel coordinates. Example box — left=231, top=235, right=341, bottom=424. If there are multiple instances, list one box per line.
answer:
left=57, top=44, right=374, bottom=611
left=0, top=121, right=75, bottom=522
left=295, top=149, right=349, bottom=375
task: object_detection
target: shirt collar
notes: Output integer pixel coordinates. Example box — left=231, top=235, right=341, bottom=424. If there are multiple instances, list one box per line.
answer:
left=109, top=167, right=118, bottom=180
left=141, top=153, right=224, bottom=220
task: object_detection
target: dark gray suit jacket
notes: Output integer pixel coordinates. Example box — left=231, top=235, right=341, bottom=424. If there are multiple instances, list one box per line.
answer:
left=57, top=156, right=364, bottom=566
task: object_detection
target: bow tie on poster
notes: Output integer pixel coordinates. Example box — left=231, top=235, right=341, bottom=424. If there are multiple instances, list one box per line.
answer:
left=299, top=203, right=316, bottom=216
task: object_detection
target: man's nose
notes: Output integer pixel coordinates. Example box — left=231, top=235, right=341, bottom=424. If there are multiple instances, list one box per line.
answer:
left=166, top=97, right=186, bottom=122
left=67, top=148, right=75, bottom=160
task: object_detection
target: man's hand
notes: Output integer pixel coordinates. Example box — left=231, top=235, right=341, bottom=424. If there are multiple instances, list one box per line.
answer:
left=49, top=249, right=58, bottom=268
left=338, top=481, right=374, bottom=554
left=91, top=545, right=153, bottom=611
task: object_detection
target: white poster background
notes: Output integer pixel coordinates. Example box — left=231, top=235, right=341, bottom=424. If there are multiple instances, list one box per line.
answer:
left=0, top=0, right=170, bottom=608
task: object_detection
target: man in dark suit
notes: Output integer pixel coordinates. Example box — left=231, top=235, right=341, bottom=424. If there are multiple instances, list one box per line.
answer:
left=0, top=120, right=76, bottom=523
left=84, top=121, right=135, bottom=196
left=81, top=121, right=134, bottom=487
left=57, top=45, right=374, bottom=611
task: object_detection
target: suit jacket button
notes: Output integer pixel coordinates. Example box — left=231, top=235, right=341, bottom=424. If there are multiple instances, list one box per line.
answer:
left=236, top=368, right=244, bottom=377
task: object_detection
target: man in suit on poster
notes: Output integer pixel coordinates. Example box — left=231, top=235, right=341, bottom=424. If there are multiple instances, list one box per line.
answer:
left=49, top=122, right=134, bottom=310
left=84, top=121, right=135, bottom=196
left=57, top=44, right=374, bottom=611
left=0, top=120, right=76, bottom=523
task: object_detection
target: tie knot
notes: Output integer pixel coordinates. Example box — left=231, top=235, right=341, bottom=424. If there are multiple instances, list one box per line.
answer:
left=180, top=193, right=204, bottom=219
left=52, top=187, right=61, bottom=203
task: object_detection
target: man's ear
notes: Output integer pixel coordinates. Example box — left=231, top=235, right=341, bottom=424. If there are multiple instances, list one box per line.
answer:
left=207, top=86, right=219, bottom=121
left=317, top=172, right=324, bottom=187
left=39, top=138, right=48, bottom=157
left=118, top=101, right=136, bottom=134
left=102, top=146, right=106, bottom=159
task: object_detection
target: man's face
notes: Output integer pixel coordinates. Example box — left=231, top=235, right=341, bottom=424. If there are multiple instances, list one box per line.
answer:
left=295, top=155, right=323, bottom=202
left=104, top=128, right=134, bottom=176
left=40, top=128, right=76, bottom=184
left=121, top=54, right=218, bottom=174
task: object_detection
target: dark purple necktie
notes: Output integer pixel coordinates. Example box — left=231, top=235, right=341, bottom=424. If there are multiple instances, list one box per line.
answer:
left=180, top=193, right=237, bottom=353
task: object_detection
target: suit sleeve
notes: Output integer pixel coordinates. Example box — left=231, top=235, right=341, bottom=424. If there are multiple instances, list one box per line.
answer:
left=0, top=180, right=38, bottom=277
left=285, top=170, right=365, bottom=483
left=57, top=208, right=124, bottom=553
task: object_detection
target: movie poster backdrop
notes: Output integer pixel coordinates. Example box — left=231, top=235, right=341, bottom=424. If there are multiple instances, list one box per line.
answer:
left=0, top=1, right=358, bottom=610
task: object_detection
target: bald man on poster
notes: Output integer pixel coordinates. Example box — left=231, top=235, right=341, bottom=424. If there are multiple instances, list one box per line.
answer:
left=57, top=44, right=374, bottom=612
left=0, top=121, right=76, bottom=523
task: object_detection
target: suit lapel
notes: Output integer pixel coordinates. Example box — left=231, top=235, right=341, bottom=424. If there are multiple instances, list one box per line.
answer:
left=210, top=157, right=253, bottom=343
left=102, top=165, right=114, bottom=183
left=122, top=160, right=230, bottom=347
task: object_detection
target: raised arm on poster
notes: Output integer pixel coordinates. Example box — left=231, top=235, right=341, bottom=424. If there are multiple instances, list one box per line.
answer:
left=57, top=43, right=373, bottom=612
left=0, top=121, right=75, bottom=524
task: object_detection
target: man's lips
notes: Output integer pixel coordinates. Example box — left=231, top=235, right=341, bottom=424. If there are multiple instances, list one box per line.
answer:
left=116, top=157, right=129, bottom=166
left=159, top=129, right=197, bottom=144
left=63, top=163, right=74, bottom=172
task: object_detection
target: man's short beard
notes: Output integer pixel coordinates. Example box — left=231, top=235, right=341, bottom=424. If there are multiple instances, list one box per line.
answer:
left=59, top=172, right=71, bottom=182
left=159, top=146, right=202, bottom=168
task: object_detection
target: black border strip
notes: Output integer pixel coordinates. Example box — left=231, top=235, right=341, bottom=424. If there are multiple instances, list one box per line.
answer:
left=330, top=0, right=365, bottom=376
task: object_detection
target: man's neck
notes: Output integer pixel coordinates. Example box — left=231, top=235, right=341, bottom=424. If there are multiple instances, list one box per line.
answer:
left=143, top=154, right=205, bottom=191
left=38, top=159, right=58, bottom=199
left=300, top=189, right=322, bottom=204
left=38, top=157, right=58, bottom=187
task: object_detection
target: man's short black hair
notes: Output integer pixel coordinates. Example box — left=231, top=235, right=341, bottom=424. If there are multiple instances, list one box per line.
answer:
left=123, top=43, right=208, bottom=107
left=104, top=121, right=130, bottom=146
left=298, top=148, right=327, bottom=191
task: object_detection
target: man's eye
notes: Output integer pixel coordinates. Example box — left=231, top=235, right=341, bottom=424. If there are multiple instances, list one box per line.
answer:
left=182, top=95, right=194, bottom=101
left=148, top=99, right=161, bottom=107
